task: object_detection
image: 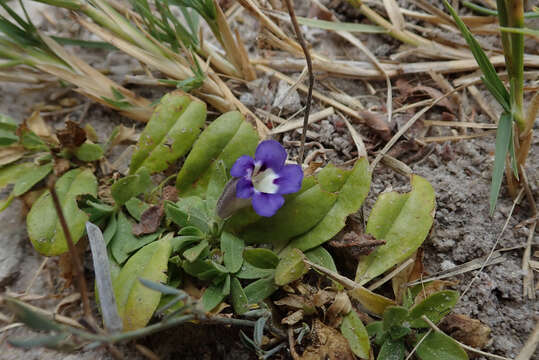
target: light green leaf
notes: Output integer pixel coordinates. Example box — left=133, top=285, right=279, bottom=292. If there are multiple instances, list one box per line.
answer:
left=113, top=236, right=172, bottom=331
left=124, top=197, right=150, bottom=221
left=356, top=175, right=435, bottom=285
left=221, top=232, right=244, bottom=273
left=183, top=239, right=208, bottom=262
left=340, top=310, right=370, bottom=359
left=230, top=277, right=249, bottom=314
left=236, top=261, right=275, bottom=279
left=409, top=290, right=458, bottom=328
left=305, top=246, right=337, bottom=272
left=416, top=331, right=468, bottom=360
left=489, top=112, right=512, bottom=214
left=202, top=281, right=226, bottom=311
left=222, top=274, right=231, bottom=295
left=383, top=306, right=409, bottom=332
left=27, top=168, right=97, bottom=256
left=103, top=213, right=117, bottom=246
left=165, top=197, right=210, bottom=233
left=129, top=93, right=206, bottom=174
left=13, top=163, right=52, bottom=196
left=244, top=276, right=278, bottom=303
left=242, top=159, right=370, bottom=251
left=0, top=162, right=35, bottom=189
left=274, top=248, right=306, bottom=286
left=73, top=142, right=104, bottom=162
left=182, top=258, right=227, bottom=281
left=110, top=211, right=162, bottom=264
left=243, top=248, right=279, bottom=269
left=176, top=111, right=259, bottom=196
left=111, top=167, right=151, bottom=206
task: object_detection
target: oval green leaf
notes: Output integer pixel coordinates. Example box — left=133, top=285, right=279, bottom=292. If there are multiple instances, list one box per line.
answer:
left=13, top=162, right=52, bottom=197
left=340, top=310, right=370, bottom=359
left=244, top=276, right=278, bottom=303
left=113, top=236, right=172, bottom=331
left=202, top=281, right=226, bottom=312
left=230, top=277, right=249, bottom=314
left=111, top=168, right=151, bottom=206
left=274, top=248, right=306, bottom=286
left=221, top=232, right=244, bottom=273
left=243, top=248, right=279, bottom=269
left=416, top=331, right=468, bottom=360
left=356, top=175, right=435, bottom=285
left=176, top=111, right=259, bottom=196
left=378, top=338, right=405, bottom=360
left=74, top=142, right=104, bottom=162
left=130, top=93, right=206, bottom=174
left=27, top=168, right=97, bottom=256
left=409, top=290, right=459, bottom=328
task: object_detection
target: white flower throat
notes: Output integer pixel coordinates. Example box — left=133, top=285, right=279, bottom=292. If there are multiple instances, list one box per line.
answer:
left=251, top=162, right=279, bottom=193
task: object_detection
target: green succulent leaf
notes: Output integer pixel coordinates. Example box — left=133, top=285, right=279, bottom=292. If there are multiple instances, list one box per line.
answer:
left=0, top=114, right=18, bottom=146
left=383, top=306, right=409, bottom=332
left=73, top=142, right=104, bottom=162
left=377, top=338, right=405, bottom=360
left=202, top=281, right=226, bottom=312
left=0, top=162, right=35, bottom=189
left=12, top=162, right=52, bottom=197
left=235, top=261, right=275, bottom=280
left=165, top=197, right=210, bottom=233
left=129, top=93, right=206, bottom=174
left=243, top=248, right=279, bottom=269
left=356, top=175, right=435, bottom=285
left=274, top=248, right=306, bottom=286
left=103, top=213, right=117, bottom=246
left=230, top=277, right=249, bottom=314
left=111, top=168, right=151, bottom=206
left=182, top=258, right=227, bottom=281
left=416, top=331, right=468, bottom=360
left=409, top=290, right=459, bottom=328
left=27, top=168, right=97, bottom=256
left=340, top=310, right=370, bottom=359
left=244, top=276, right=278, bottom=303
left=113, top=236, right=172, bottom=331
left=489, top=112, right=512, bottom=214
left=183, top=239, right=208, bottom=262
left=176, top=111, right=259, bottom=196
left=221, top=232, right=244, bottom=273
left=366, top=321, right=385, bottom=345
left=124, top=197, right=150, bottom=221
left=110, top=211, right=162, bottom=264
left=242, top=159, right=370, bottom=251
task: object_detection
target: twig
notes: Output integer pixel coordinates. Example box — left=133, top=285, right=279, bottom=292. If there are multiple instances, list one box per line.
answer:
left=288, top=327, right=300, bottom=360
left=367, top=258, right=414, bottom=291
left=405, top=328, right=432, bottom=360
left=283, top=0, right=314, bottom=164
left=421, top=315, right=512, bottom=360
left=48, top=178, right=92, bottom=320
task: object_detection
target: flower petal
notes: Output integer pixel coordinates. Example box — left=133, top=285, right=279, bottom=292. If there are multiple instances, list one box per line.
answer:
left=236, top=178, right=254, bottom=198
left=275, top=164, right=303, bottom=194
left=231, top=155, right=254, bottom=178
left=252, top=192, right=284, bottom=217
left=255, top=140, right=287, bottom=172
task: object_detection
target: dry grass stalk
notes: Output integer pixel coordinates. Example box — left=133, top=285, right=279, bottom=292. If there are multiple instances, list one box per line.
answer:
left=418, top=130, right=495, bottom=143
left=422, top=120, right=497, bottom=129
left=380, top=154, right=412, bottom=176
left=368, top=258, right=415, bottom=291
left=467, top=85, right=499, bottom=122
left=271, top=107, right=334, bottom=134
left=515, top=322, right=539, bottom=360
left=341, top=115, right=367, bottom=159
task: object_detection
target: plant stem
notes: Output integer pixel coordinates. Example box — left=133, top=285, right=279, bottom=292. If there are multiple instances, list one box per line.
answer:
left=283, top=0, right=314, bottom=164
left=48, top=177, right=92, bottom=320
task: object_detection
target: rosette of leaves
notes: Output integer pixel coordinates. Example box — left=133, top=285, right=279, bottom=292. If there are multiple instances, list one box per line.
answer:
left=367, top=290, right=468, bottom=360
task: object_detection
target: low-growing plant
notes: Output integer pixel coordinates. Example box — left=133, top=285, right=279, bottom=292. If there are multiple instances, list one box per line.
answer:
left=0, top=90, right=472, bottom=359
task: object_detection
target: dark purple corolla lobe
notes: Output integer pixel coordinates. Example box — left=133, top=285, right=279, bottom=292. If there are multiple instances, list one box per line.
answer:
left=230, top=140, right=303, bottom=217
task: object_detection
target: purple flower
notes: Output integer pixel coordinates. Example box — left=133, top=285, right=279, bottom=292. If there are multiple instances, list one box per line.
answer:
left=230, top=140, right=303, bottom=217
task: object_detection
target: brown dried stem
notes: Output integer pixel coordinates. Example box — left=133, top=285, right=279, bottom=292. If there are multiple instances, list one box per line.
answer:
left=48, top=177, right=92, bottom=320
left=283, top=0, right=314, bottom=164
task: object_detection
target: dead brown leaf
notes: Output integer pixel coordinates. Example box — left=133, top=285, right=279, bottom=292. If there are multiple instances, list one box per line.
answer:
left=300, top=320, right=355, bottom=360
left=357, top=110, right=392, bottom=141
left=326, top=292, right=351, bottom=327
left=54, top=158, right=71, bottom=176
left=25, top=111, right=58, bottom=144
left=133, top=205, right=164, bottom=236
left=396, top=79, right=457, bottom=114
left=282, top=309, right=304, bottom=326
left=162, top=185, right=178, bottom=202
left=56, top=120, right=86, bottom=148
left=330, top=230, right=386, bottom=258
left=0, top=146, right=25, bottom=166
left=108, top=124, right=136, bottom=149
left=440, top=313, right=491, bottom=351
left=312, top=290, right=336, bottom=308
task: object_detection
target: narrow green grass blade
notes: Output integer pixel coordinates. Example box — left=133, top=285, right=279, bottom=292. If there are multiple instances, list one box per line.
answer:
left=463, top=2, right=539, bottom=19
left=501, top=26, right=539, bottom=38
left=51, top=36, right=116, bottom=49
left=443, top=0, right=510, bottom=110
left=490, top=112, right=512, bottom=214
left=508, top=126, right=518, bottom=179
